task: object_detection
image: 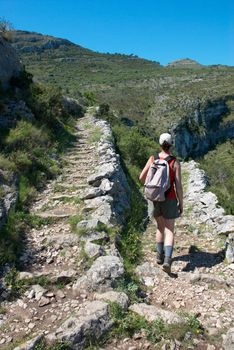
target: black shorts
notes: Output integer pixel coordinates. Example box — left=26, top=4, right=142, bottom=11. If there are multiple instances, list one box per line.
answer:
left=149, top=198, right=180, bottom=220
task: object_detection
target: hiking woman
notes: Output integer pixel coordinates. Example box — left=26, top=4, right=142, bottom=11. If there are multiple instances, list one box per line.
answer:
left=139, top=133, right=183, bottom=273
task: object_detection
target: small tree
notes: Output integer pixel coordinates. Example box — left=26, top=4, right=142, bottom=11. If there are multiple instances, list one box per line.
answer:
left=0, top=17, right=13, bottom=41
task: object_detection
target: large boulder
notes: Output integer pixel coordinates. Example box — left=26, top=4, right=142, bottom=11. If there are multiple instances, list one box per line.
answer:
left=0, top=37, right=22, bottom=90
left=73, top=255, right=124, bottom=292
left=94, top=291, right=129, bottom=310
left=223, top=328, right=234, bottom=350
left=129, top=303, right=184, bottom=324
left=46, top=301, right=112, bottom=349
left=13, top=334, right=44, bottom=350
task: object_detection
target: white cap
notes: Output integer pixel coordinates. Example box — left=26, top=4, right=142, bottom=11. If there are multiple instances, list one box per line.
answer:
left=159, top=133, right=172, bottom=145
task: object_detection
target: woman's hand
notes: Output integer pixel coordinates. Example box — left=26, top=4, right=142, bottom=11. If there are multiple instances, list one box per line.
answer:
left=139, top=156, right=154, bottom=184
left=178, top=203, right=183, bottom=215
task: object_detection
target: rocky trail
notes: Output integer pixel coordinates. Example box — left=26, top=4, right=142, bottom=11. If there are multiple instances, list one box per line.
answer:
left=0, top=111, right=233, bottom=350
left=0, top=109, right=130, bottom=349
left=100, top=164, right=234, bottom=350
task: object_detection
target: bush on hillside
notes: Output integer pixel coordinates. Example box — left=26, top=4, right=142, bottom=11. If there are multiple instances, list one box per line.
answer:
left=112, top=124, right=158, bottom=169
left=10, top=70, right=33, bottom=90
left=6, top=120, right=50, bottom=151
left=0, top=18, right=13, bottom=41
left=83, top=91, right=97, bottom=106
left=199, top=140, right=234, bottom=214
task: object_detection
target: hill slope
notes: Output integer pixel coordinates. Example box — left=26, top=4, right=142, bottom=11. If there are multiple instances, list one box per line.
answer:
left=9, top=30, right=234, bottom=213
left=11, top=30, right=234, bottom=141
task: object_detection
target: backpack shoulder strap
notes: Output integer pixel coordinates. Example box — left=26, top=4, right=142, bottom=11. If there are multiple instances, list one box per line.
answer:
left=164, top=155, right=175, bottom=162
left=164, top=156, right=176, bottom=170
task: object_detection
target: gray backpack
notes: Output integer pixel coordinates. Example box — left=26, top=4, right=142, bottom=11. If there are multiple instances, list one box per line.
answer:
left=144, top=155, right=175, bottom=202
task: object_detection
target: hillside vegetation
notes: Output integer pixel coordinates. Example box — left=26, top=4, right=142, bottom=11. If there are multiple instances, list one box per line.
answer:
left=9, top=30, right=234, bottom=214
left=0, top=70, right=84, bottom=265
left=11, top=31, right=234, bottom=136
left=199, top=140, right=234, bottom=214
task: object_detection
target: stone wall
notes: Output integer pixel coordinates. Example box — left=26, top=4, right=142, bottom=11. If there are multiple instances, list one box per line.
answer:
left=184, top=161, right=234, bottom=263
left=79, top=117, right=130, bottom=228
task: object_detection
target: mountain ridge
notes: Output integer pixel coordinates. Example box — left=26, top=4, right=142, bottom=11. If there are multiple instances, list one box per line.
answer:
left=12, top=30, right=233, bottom=68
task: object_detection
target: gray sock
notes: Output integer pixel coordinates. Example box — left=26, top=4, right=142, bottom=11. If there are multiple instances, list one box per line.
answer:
left=157, top=242, right=164, bottom=254
left=164, top=245, right=173, bottom=258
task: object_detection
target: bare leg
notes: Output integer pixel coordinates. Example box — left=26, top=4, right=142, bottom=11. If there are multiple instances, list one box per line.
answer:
left=155, top=216, right=165, bottom=243
left=164, top=219, right=175, bottom=246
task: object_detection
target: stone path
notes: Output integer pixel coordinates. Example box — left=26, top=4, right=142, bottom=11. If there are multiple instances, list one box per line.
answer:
left=99, top=163, right=234, bottom=350
left=1, top=111, right=234, bottom=349
left=0, top=112, right=95, bottom=347
left=0, top=109, right=129, bottom=349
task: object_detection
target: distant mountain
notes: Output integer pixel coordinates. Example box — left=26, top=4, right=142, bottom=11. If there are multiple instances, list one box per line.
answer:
left=11, top=30, right=77, bottom=53
left=11, top=30, right=161, bottom=65
left=167, top=58, right=203, bottom=68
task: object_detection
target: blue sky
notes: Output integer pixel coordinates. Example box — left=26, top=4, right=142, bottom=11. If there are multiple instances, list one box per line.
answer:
left=1, top=0, right=233, bottom=65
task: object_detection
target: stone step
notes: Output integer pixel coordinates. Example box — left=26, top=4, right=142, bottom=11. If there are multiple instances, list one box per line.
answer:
left=35, top=205, right=79, bottom=218
left=63, top=175, right=89, bottom=181
left=54, top=183, right=86, bottom=189
left=65, top=161, right=96, bottom=167
left=50, top=194, right=82, bottom=200
left=66, top=150, right=93, bottom=156
left=64, top=167, right=92, bottom=173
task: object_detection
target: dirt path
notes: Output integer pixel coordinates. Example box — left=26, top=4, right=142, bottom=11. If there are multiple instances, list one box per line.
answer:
left=0, top=111, right=103, bottom=348
left=0, top=113, right=233, bottom=349
left=101, top=165, right=234, bottom=350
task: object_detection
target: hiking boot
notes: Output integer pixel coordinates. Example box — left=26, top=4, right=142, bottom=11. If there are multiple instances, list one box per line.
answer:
left=163, top=257, right=172, bottom=273
left=156, top=252, right=164, bottom=265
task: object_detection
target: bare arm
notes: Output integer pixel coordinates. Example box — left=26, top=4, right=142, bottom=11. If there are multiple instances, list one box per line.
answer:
left=174, top=160, right=183, bottom=214
left=139, top=155, right=154, bottom=184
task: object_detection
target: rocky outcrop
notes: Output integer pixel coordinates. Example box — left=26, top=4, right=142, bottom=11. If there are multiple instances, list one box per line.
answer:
left=73, top=255, right=124, bottom=292
left=0, top=171, right=18, bottom=231
left=184, top=161, right=234, bottom=262
left=0, top=100, right=34, bottom=129
left=46, top=301, right=112, bottom=349
left=129, top=303, right=184, bottom=324
left=173, top=97, right=234, bottom=158
left=93, top=291, right=129, bottom=310
left=13, top=335, right=44, bottom=350
left=11, top=30, right=75, bottom=54
left=0, top=37, right=22, bottom=90
left=62, top=96, right=84, bottom=116
left=223, top=328, right=234, bottom=350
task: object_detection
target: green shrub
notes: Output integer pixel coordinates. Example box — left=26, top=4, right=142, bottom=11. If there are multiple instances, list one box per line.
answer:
left=83, top=91, right=97, bottom=105
left=110, top=302, right=148, bottom=338
left=112, top=124, right=158, bottom=169
left=4, top=267, right=50, bottom=299
left=0, top=154, right=16, bottom=172
left=109, top=303, right=203, bottom=344
left=112, top=274, right=142, bottom=304
left=18, top=175, right=37, bottom=208
left=199, top=140, right=234, bottom=214
left=0, top=76, right=83, bottom=267
left=0, top=211, right=25, bottom=266
left=67, top=215, right=83, bottom=232
left=97, top=103, right=110, bottom=117
left=6, top=120, right=49, bottom=151
left=10, top=70, right=33, bottom=89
